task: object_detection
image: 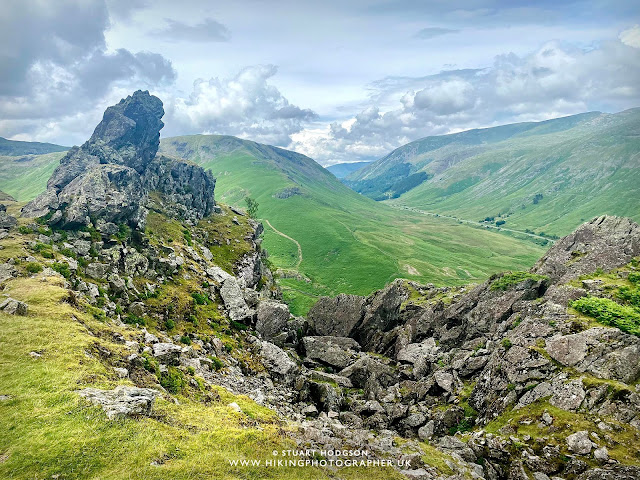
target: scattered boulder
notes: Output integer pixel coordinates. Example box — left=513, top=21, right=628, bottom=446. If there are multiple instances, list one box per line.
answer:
left=301, top=336, right=360, bottom=369
left=260, top=341, right=296, bottom=376
left=566, top=431, right=594, bottom=454
left=256, top=301, right=290, bottom=341
left=0, top=263, right=16, bottom=282
left=0, top=297, right=28, bottom=315
left=546, top=334, right=588, bottom=367
left=220, top=277, right=251, bottom=322
left=308, top=293, right=364, bottom=337
left=532, top=216, right=640, bottom=283
left=152, top=343, right=182, bottom=365
left=0, top=213, right=17, bottom=229
left=78, top=385, right=159, bottom=419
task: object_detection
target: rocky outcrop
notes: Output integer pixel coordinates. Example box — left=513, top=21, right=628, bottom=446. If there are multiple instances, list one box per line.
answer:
left=532, top=215, right=640, bottom=283
left=143, top=155, right=216, bottom=224
left=0, top=297, right=28, bottom=315
left=308, top=293, right=364, bottom=337
left=22, top=91, right=216, bottom=230
left=78, top=385, right=159, bottom=420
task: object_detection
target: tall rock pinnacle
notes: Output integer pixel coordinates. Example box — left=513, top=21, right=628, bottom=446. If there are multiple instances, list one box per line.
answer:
left=22, top=91, right=215, bottom=233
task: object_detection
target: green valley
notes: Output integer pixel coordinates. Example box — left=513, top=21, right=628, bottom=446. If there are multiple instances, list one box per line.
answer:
left=158, top=135, right=544, bottom=313
left=0, top=135, right=546, bottom=315
left=346, top=108, right=640, bottom=238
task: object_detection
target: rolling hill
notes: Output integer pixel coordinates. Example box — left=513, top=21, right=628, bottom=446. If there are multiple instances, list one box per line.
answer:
left=0, top=136, right=67, bottom=156
left=0, top=135, right=545, bottom=314
left=346, top=108, right=640, bottom=237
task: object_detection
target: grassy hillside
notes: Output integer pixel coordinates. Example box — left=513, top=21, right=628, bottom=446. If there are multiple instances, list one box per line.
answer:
left=0, top=136, right=67, bottom=156
left=347, top=109, right=640, bottom=237
left=0, top=136, right=545, bottom=315
left=0, top=203, right=402, bottom=480
left=0, top=151, right=66, bottom=201
left=159, top=135, right=544, bottom=314
left=326, top=161, right=371, bottom=179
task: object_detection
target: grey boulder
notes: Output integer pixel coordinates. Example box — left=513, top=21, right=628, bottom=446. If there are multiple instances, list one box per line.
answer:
left=78, top=385, right=159, bottom=419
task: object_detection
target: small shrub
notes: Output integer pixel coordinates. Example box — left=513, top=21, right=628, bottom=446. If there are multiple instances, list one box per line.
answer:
left=209, top=356, right=224, bottom=371
left=191, top=292, right=209, bottom=305
left=87, top=306, right=106, bottom=321
left=501, top=338, right=513, bottom=349
left=160, top=367, right=186, bottom=394
left=25, top=262, right=42, bottom=274
left=617, top=285, right=640, bottom=309
left=187, top=366, right=196, bottom=376
left=18, top=226, right=32, bottom=234
left=124, top=313, right=146, bottom=326
left=491, top=271, right=548, bottom=291
left=571, top=296, right=640, bottom=336
left=188, top=315, right=199, bottom=327
left=59, top=248, right=77, bottom=259
left=230, top=320, right=248, bottom=331
left=142, top=353, right=160, bottom=376
left=51, top=262, right=71, bottom=279
left=628, top=272, right=640, bottom=285
left=180, top=335, right=192, bottom=345
left=116, top=224, right=131, bottom=241
left=183, top=229, right=192, bottom=246
left=164, top=319, right=176, bottom=330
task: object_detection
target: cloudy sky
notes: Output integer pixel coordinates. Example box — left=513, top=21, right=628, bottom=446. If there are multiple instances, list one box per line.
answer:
left=1, top=0, right=639, bottom=165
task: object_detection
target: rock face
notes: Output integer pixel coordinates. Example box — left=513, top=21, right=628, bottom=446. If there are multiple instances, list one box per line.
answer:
left=22, top=91, right=216, bottom=230
left=308, top=293, right=364, bottom=337
left=143, top=155, right=216, bottom=223
left=78, top=385, right=159, bottom=419
left=532, top=216, right=640, bottom=283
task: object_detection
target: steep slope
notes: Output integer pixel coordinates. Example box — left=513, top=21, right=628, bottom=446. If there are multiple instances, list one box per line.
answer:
left=346, top=109, right=640, bottom=237
left=326, top=161, right=371, bottom=179
left=0, top=151, right=66, bottom=201
left=159, top=135, right=545, bottom=314
left=0, top=136, right=67, bottom=156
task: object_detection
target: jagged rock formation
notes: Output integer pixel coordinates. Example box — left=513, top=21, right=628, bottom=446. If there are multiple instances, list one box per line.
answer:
left=22, top=91, right=216, bottom=231
left=5, top=91, right=640, bottom=479
left=532, top=215, right=640, bottom=282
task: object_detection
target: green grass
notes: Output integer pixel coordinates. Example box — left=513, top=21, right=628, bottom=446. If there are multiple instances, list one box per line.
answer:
left=158, top=135, right=545, bottom=314
left=0, top=151, right=65, bottom=201
left=571, top=296, right=640, bottom=336
left=490, top=271, right=548, bottom=291
left=0, top=264, right=403, bottom=480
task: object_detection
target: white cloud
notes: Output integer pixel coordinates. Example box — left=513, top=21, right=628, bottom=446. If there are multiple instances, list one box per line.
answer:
left=0, top=0, right=175, bottom=144
left=149, top=18, right=231, bottom=43
left=619, top=25, right=640, bottom=48
left=166, top=65, right=317, bottom=146
left=291, top=31, right=640, bottom=165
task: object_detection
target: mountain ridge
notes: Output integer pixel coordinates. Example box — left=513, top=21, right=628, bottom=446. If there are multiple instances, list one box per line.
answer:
left=344, top=108, right=640, bottom=238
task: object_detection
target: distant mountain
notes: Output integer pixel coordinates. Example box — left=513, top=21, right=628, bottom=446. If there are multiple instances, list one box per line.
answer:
left=326, top=161, right=371, bottom=178
left=0, top=136, right=67, bottom=156
left=346, top=109, right=640, bottom=236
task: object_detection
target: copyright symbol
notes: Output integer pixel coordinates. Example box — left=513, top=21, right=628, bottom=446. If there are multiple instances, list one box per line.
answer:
left=272, top=450, right=278, bottom=456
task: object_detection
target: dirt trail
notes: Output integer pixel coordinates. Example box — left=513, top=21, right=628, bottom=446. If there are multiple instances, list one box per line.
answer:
left=263, top=218, right=303, bottom=268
